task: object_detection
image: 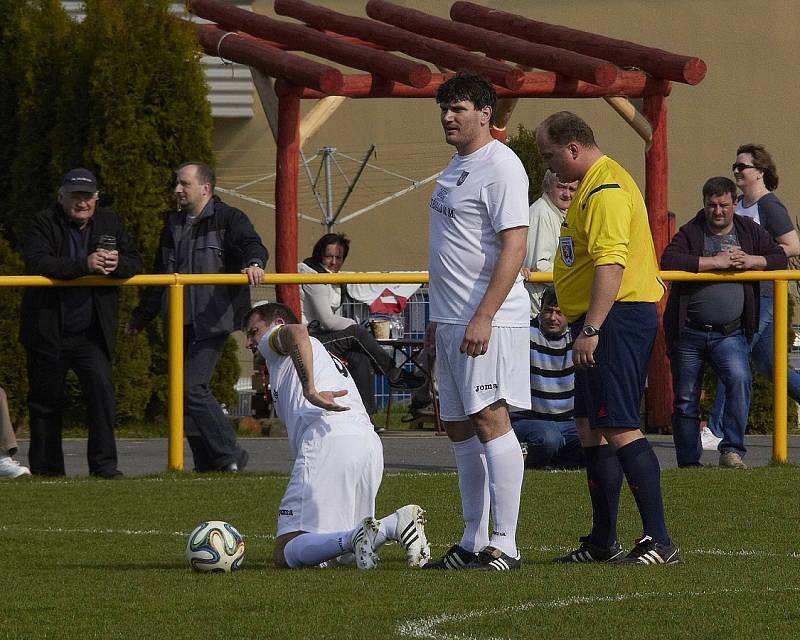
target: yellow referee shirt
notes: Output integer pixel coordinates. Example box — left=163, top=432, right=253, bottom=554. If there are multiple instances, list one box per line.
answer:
left=553, top=155, right=665, bottom=321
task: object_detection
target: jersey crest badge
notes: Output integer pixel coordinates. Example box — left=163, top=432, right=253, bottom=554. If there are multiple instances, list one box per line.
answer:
left=559, top=236, right=575, bottom=266
left=456, top=171, right=470, bottom=186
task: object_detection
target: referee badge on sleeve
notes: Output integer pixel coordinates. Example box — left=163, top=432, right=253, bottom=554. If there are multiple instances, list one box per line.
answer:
left=559, top=236, right=575, bottom=266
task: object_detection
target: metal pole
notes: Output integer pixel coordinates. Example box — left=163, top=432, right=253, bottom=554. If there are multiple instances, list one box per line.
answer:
left=324, top=146, right=335, bottom=230
left=773, top=279, right=789, bottom=463
left=332, top=144, right=375, bottom=223
left=168, top=282, right=184, bottom=471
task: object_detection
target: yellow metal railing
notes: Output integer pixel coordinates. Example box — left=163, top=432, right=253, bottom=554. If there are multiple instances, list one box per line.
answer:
left=1, top=269, right=797, bottom=467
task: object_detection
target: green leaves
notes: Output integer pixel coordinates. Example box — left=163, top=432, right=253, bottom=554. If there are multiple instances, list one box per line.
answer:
left=0, top=0, right=225, bottom=429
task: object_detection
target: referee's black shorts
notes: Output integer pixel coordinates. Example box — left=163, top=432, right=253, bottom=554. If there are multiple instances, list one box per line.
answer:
left=571, top=302, right=656, bottom=429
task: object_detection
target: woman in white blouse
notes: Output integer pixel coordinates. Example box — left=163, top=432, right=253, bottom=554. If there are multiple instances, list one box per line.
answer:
left=298, top=233, right=423, bottom=417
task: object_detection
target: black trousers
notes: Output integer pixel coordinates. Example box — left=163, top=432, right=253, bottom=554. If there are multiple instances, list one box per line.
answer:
left=309, top=324, right=395, bottom=415
left=183, top=327, right=245, bottom=471
left=26, top=328, right=118, bottom=476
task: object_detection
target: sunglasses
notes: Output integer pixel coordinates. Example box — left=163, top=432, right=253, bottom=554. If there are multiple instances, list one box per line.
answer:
left=732, top=162, right=757, bottom=172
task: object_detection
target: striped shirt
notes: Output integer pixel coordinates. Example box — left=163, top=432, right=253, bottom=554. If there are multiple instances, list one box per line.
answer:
left=516, top=319, right=574, bottom=421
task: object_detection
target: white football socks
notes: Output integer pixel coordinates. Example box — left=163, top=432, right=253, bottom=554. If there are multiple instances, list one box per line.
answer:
left=282, top=530, right=353, bottom=569
left=375, top=511, right=399, bottom=548
left=483, top=429, right=523, bottom=557
left=452, top=435, right=490, bottom=553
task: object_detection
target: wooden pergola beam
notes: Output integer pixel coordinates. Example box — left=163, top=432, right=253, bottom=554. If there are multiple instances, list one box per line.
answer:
left=366, top=0, right=619, bottom=88
left=189, top=0, right=431, bottom=88
left=195, top=24, right=343, bottom=94
left=274, top=0, right=525, bottom=91
left=297, top=71, right=671, bottom=99
left=451, top=1, right=707, bottom=86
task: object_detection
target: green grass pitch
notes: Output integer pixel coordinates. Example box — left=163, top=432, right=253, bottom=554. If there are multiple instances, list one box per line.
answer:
left=2, top=467, right=799, bottom=639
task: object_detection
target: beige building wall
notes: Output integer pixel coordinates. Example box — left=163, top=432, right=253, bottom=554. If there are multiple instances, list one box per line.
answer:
left=212, top=0, right=800, bottom=273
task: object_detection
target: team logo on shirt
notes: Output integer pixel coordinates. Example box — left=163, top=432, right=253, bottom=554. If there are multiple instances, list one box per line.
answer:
left=456, top=171, right=470, bottom=186
left=559, top=236, right=575, bottom=266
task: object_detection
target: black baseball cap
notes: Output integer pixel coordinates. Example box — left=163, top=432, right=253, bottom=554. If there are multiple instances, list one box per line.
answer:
left=61, top=168, right=98, bottom=193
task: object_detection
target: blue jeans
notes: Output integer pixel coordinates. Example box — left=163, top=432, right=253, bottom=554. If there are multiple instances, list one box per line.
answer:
left=511, top=417, right=584, bottom=469
left=708, top=296, right=800, bottom=436
left=669, top=327, right=750, bottom=466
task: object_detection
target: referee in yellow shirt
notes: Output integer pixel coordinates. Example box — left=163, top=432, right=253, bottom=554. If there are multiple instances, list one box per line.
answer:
left=535, top=111, right=679, bottom=565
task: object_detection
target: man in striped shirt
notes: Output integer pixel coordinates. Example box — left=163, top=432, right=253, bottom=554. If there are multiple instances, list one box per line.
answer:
left=511, top=287, right=584, bottom=470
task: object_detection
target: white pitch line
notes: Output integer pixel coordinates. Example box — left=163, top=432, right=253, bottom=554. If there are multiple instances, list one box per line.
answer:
left=0, top=524, right=275, bottom=541
left=396, top=586, right=800, bottom=640
left=1, top=524, right=796, bottom=560
left=428, top=541, right=800, bottom=560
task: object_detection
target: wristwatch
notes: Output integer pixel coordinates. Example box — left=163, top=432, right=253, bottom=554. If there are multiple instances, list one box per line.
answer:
left=581, top=324, right=601, bottom=337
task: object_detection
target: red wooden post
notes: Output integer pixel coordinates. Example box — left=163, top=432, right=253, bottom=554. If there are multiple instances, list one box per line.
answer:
left=643, top=94, right=673, bottom=433
left=274, top=82, right=302, bottom=317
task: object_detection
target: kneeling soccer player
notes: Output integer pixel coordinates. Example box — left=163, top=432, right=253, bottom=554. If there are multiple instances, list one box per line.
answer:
left=245, top=302, right=430, bottom=569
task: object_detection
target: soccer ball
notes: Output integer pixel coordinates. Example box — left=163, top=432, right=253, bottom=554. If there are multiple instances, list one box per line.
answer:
left=186, top=521, right=245, bottom=573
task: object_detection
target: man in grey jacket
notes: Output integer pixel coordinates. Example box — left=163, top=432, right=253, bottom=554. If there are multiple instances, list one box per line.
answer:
left=128, top=162, right=267, bottom=472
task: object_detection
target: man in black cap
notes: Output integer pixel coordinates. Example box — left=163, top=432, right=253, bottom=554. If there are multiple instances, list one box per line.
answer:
left=20, top=168, right=141, bottom=478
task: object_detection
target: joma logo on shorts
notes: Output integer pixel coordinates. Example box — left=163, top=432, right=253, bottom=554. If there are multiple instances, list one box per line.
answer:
left=475, top=383, right=498, bottom=392
left=279, top=509, right=293, bottom=516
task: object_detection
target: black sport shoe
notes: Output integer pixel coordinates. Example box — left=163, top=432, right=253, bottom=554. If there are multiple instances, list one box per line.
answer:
left=552, top=536, right=624, bottom=563
left=465, top=545, right=521, bottom=571
left=388, top=370, right=427, bottom=391
left=618, top=535, right=681, bottom=565
left=421, top=544, right=477, bottom=570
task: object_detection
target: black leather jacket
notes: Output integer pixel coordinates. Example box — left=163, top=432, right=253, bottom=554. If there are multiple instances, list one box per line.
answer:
left=20, top=203, right=142, bottom=355
left=130, top=196, right=268, bottom=339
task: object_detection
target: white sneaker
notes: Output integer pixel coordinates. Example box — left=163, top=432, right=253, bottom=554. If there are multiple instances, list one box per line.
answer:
left=351, top=517, right=380, bottom=570
left=393, top=504, right=431, bottom=567
left=0, top=455, right=31, bottom=479
left=701, top=426, right=722, bottom=451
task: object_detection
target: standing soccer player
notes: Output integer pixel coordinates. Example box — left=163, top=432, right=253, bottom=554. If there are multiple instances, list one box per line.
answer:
left=424, top=73, right=530, bottom=571
left=536, top=111, right=680, bottom=564
left=245, top=303, right=430, bottom=570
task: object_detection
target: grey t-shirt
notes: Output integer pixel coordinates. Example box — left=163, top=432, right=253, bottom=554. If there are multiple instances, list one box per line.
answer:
left=685, top=229, right=744, bottom=325
left=736, top=193, right=793, bottom=297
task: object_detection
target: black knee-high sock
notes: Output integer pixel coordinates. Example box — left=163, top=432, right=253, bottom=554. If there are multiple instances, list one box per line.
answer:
left=616, top=438, right=670, bottom=545
left=584, top=444, right=623, bottom=547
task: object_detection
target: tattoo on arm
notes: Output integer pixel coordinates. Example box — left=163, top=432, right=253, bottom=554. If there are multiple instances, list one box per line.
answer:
left=290, top=344, right=310, bottom=387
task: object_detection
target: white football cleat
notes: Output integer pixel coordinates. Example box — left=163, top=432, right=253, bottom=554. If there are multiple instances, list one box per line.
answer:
left=351, top=517, right=380, bottom=570
left=394, top=504, right=431, bottom=567
left=0, top=455, right=31, bottom=479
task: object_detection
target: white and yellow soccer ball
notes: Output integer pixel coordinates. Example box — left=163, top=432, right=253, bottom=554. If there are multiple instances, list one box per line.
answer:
left=186, top=521, right=245, bottom=573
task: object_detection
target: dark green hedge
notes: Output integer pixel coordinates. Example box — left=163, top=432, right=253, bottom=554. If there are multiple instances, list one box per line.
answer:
left=0, top=0, right=240, bottom=429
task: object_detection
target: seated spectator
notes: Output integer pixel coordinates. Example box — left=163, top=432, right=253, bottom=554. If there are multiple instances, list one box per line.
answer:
left=510, top=287, right=584, bottom=470
left=298, top=233, right=422, bottom=418
left=0, top=386, right=30, bottom=479
left=661, top=176, right=787, bottom=469
left=521, top=170, right=578, bottom=316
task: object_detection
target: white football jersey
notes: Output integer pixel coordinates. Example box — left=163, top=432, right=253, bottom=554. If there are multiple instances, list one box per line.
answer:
left=428, top=139, right=530, bottom=327
left=258, top=325, right=372, bottom=455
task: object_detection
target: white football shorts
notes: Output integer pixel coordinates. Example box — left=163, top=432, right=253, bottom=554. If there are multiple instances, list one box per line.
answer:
left=276, top=418, right=384, bottom=537
left=435, top=323, right=531, bottom=422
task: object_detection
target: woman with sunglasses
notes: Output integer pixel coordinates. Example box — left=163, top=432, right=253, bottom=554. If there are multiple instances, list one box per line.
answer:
left=707, top=145, right=800, bottom=444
